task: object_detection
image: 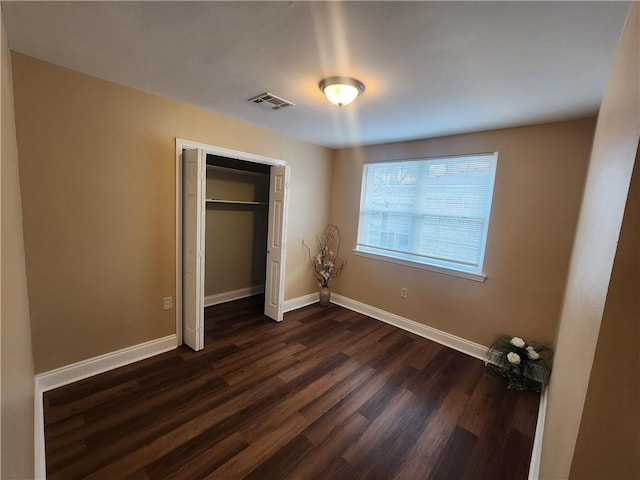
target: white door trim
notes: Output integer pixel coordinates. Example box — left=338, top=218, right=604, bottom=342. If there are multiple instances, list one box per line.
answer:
left=175, top=138, right=288, bottom=346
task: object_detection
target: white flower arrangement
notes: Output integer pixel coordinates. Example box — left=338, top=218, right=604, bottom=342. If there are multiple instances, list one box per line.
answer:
left=526, top=345, right=540, bottom=360
left=486, top=334, right=552, bottom=390
left=506, top=352, right=521, bottom=365
left=302, top=225, right=346, bottom=288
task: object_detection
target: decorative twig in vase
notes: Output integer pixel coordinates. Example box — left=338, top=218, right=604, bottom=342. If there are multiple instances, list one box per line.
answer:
left=485, top=335, right=553, bottom=391
left=302, top=224, right=346, bottom=306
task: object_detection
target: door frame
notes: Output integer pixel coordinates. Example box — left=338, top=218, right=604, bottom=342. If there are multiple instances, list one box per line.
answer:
left=175, top=138, right=288, bottom=346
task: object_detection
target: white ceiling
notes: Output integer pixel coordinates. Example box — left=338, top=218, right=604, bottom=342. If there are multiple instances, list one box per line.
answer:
left=2, top=1, right=631, bottom=148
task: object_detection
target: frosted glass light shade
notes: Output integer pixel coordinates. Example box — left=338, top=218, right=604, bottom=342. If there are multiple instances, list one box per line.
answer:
left=323, top=83, right=359, bottom=107
left=319, top=77, right=365, bottom=107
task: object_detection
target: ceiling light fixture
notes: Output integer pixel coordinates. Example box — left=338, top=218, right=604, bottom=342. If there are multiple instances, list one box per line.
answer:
left=318, top=76, right=365, bottom=107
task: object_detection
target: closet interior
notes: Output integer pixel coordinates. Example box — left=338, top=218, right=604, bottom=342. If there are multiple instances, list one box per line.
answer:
left=204, top=154, right=270, bottom=306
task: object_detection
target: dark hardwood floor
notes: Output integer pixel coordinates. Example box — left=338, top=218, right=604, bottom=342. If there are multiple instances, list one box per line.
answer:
left=44, top=296, right=540, bottom=479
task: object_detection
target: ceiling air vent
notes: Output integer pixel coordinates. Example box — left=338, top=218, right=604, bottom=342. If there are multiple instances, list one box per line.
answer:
left=248, top=92, right=295, bottom=111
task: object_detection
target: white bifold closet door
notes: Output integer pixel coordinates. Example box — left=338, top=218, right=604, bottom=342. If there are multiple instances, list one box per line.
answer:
left=182, top=148, right=205, bottom=351
left=264, top=165, right=287, bottom=322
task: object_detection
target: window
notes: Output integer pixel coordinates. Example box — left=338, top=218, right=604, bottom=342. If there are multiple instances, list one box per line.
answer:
left=355, top=153, right=498, bottom=280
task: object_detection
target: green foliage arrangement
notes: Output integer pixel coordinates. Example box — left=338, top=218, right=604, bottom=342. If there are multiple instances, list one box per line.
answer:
left=485, top=335, right=553, bottom=391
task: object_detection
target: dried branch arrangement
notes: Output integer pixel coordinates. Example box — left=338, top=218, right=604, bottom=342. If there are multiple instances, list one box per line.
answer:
left=302, top=224, right=346, bottom=288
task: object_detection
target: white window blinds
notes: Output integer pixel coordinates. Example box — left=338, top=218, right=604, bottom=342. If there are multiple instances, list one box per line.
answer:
left=356, top=153, right=497, bottom=276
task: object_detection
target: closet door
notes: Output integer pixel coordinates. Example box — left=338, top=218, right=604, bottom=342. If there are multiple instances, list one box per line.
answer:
left=182, top=148, right=205, bottom=351
left=264, top=165, right=288, bottom=321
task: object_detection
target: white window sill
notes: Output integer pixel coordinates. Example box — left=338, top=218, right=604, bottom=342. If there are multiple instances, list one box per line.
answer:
left=352, top=248, right=487, bottom=282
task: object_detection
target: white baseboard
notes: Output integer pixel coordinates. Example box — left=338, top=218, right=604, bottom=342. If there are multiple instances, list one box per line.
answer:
left=528, top=386, right=549, bottom=480
left=283, top=293, right=318, bottom=312
left=204, top=285, right=264, bottom=307
left=330, top=293, right=488, bottom=360
left=34, top=383, right=45, bottom=479
left=35, top=334, right=178, bottom=393
left=34, top=334, right=178, bottom=477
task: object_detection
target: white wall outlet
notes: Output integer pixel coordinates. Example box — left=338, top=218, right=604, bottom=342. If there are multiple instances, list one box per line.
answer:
left=162, top=296, right=173, bottom=310
left=401, top=287, right=408, bottom=298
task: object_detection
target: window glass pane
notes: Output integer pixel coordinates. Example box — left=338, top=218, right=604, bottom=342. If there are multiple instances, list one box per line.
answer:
left=356, top=153, right=497, bottom=275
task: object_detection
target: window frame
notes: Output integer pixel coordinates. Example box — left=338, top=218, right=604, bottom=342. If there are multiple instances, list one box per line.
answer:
left=353, top=152, right=498, bottom=282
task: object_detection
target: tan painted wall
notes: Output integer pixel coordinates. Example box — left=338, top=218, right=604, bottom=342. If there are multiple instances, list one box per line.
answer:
left=11, top=53, right=332, bottom=373
left=330, top=118, right=595, bottom=346
left=570, top=151, right=639, bottom=479
left=204, top=170, right=269, bottom=296
left=0, top=15, right=35, bottom=479
left=540, top=4, right=639, bottom=478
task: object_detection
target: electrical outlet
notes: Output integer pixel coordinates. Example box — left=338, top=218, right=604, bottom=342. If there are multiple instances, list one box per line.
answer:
left=162, top=296, right=173, bottom=310
left=401, top=287, right=408, bottom=298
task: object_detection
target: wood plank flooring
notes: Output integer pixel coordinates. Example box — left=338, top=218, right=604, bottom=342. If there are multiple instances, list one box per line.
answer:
left=44, top=296, right=540, bottom=479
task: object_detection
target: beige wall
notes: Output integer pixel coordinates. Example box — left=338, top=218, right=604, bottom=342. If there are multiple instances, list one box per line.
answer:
left=0, top=14, right=35, bottom=479
left=204, top=170, right=269, bottom=296
left=330, top=118, right=595, bottom=346
left=12, top=53, right=332, bottom=373
left=570, top=151, right=639, bottom=479
left=540, top=4, right=639, bottom=478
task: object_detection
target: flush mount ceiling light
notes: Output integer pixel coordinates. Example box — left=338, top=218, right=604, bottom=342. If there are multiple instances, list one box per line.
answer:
left=318, top=76, right=365, bottom=107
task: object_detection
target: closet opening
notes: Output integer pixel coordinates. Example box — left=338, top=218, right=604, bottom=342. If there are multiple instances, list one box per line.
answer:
left=203, top=154, right=270, bottom=309
left=176, top=139, right=288, bottom=352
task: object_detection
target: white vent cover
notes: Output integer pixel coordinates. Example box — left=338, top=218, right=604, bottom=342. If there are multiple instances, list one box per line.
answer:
left=248, top=92, right=295, bottom=111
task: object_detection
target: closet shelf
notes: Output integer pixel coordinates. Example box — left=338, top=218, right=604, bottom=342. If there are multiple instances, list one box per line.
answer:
left=206, top=164, right=268, bottom=177
left=206, top=199, right=267, bottom=205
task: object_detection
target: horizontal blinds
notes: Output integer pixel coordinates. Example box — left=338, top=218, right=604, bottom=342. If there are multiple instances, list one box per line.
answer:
left=358, top=154, right=497, bottom=272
